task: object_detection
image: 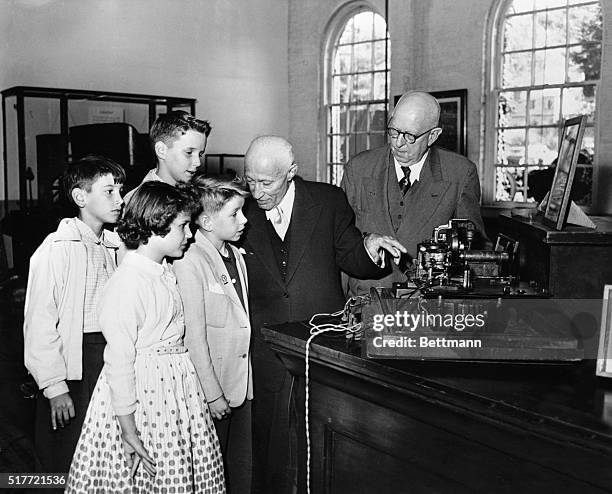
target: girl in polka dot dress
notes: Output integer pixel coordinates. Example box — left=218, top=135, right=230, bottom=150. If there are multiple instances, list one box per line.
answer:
left=66, top=182, right=225, bottom=493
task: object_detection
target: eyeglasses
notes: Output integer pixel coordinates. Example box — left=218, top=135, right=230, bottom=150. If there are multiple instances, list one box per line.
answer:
left=387, top=126, right=437, bottom=144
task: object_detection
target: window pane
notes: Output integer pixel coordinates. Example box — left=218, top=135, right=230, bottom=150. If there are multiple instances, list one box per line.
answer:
left=330, top=164, right=344, bottom=186
left=355, top=42, right=372, bottom=72
left=354, top=74, right=373, bottom=102
left=529, top=88, right=560, bottom=125
left=508, top=0, right=535, bottom=15
left=373, top=41, right=387, bottom=71
left=581, top=125, right=595, bottom=157
left=332, top=75, right=351, bottom=103
left=568, top=4, right=602, bottom=44
left=568, top=44, right=601, bottom=82
left=504, top=13, right=533, bottom=51
left=562, top=86, right=596, bottom=122
left=527, top=127, right=558, bottom=165
left=534, top=47, right=565, bottom=85
left=534, top=9, right=566, bottom=48
left=498, top=91, right=528, bottom=127
left=503, top=52, right=532, bottom=86
left=369, top=104, right=386, bottom=131
left=353, top=11, right=374, bottom=42
left=338, top=17, right=354, bottom=44
left=538, top=0, right=567, bottom=9
left=349, top=105, right=369, bottom=132
left=373, top=72, right=387, bottom=100
left=373, top=14, right=387, bottom=39
left=495, top=166, right=523, bottom=201
left=497, top=128, right=526, bottom=164
left=328, top=135, right=347, bottom=164
left=329, top=105, right=347, bottom=134
left=334, top=45, right=352, bottom=74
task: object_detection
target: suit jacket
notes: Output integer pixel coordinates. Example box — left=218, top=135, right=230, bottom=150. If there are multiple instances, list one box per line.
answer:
left=241, top=177, right=383, bottom=390
left=174, top=231, right=253, bottom=407
left=341, top=145, right=485, bottom=295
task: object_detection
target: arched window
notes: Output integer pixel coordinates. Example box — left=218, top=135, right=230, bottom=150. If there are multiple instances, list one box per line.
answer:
left=325, top=7, right=390, bottom=185
left=490, top=0, right=601, bottom=204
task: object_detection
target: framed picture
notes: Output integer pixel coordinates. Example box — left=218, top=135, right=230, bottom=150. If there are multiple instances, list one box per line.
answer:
left=394, top=90, right=467, bottom=156
left=596, top=285, right=612, bottom=378
left=542, top=115, right=587, bottom=230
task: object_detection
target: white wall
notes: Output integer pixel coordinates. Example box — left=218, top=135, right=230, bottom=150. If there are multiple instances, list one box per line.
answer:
left=0, top=0, right=289, bottom=202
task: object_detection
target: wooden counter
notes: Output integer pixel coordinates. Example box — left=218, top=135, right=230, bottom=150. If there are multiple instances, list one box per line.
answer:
left=498, top=213, right=612, bottom=298
left=262, top=322, right=612, bottom=494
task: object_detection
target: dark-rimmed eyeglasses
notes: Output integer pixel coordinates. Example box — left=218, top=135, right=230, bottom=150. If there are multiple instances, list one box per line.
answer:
left=387, top=126, right=437, bottom=144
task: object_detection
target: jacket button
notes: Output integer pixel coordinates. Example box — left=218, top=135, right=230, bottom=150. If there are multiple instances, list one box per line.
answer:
left=241, top=353, right=247, bottom=359
left=283, top=292, right=289, bottom=298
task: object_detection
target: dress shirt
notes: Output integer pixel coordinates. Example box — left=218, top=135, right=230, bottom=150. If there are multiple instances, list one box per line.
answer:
left=394, top=150, right=429, bottom=185
left=264, top=180, right=295, bottom=240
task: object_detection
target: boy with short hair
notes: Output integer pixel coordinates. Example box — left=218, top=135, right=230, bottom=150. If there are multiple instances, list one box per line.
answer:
left=174, top=174, right=252, bottom=493
left=23, top=155, right=125, bottom=472
left=123, top=110, right=210, bottom=204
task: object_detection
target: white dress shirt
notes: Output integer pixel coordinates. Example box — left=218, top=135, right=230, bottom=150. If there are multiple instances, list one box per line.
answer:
left=394, top=150, right=429, bottom=185
left=264, top=180, right=296, bottom=240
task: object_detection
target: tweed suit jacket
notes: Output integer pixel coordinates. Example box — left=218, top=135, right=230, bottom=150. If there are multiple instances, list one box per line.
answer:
left=341, top=145, right=485, bottom=296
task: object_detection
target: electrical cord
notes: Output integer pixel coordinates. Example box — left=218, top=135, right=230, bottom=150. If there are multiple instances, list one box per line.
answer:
left=303, top=296, right=365, bottom=494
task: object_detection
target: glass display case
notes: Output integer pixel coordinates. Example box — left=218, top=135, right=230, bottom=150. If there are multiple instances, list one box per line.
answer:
left=1, top=86, right=196, bottom=213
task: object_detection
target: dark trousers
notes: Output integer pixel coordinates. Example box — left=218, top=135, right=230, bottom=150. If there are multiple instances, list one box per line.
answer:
left=214, top=399, right=252, bottom=494
left=34, top=333, right=105, bottom=473
left=251, top=334, right=298, bottom=494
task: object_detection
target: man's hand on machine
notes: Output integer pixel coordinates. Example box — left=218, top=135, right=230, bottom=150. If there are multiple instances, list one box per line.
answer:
left=364, top=234, right=407, bottom=268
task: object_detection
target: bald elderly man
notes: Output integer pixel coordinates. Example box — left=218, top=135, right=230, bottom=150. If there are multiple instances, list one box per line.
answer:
left=341, top=90, right=486, bottom=296
left=241, top=135, right=406, bottom=493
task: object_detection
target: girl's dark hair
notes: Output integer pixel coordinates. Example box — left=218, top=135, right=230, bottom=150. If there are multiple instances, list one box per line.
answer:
left=117, top=181, right=197, bottom=249
left=63, top=155, right=126, bottom=206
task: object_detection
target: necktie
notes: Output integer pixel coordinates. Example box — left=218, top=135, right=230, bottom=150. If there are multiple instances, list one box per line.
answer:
left=399, top=166, right=412, bottom=196
left=273, top=206, right=283, bottom=225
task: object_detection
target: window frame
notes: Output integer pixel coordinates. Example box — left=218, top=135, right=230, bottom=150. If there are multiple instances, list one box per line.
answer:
left=483, top=0, right=601, bottom=208
left=320, top=1, right=390, bottom=185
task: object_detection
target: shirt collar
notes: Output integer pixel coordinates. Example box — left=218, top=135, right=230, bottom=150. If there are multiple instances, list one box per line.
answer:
left=74, top=217, right=120, bottom=248
left=123, top=251, right=169, bottom=276
left=394, top=150, right=429, bottom=183
left=265, top=180, right=296, bottom=222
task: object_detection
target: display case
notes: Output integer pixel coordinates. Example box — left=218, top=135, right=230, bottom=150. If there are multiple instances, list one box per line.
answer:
left=1, top=86, right=196, bottom=213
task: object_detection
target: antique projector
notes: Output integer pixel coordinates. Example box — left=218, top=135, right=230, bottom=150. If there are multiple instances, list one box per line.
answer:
left=413, top=219, right=522, bottom=296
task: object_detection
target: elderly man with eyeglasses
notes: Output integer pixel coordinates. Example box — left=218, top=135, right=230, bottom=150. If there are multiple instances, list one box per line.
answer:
left=341, top=90, right=486, bottom=297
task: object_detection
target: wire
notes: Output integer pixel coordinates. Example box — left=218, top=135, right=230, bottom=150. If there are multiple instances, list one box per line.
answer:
left=303, top=297, right=364, bottom=494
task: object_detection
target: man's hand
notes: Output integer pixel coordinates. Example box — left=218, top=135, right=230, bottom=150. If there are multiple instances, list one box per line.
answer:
left=364, top=234, right=407, bottom=267
left=209, top=395, right=231, bottom=420
left=49, top=392, right=75, bottom=430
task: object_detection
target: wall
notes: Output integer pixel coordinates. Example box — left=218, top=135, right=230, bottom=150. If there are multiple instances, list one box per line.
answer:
left=0, top=0, right=289, bottom=202
left=288, top=0, right=612, bottom=213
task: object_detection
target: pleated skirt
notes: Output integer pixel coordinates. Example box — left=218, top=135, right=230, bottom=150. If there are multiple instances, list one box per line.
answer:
left=65, top=352, right=225, bottom=493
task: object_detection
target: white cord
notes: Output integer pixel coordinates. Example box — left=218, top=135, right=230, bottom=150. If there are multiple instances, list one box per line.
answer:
left=304, top=298, right=364, bottom=494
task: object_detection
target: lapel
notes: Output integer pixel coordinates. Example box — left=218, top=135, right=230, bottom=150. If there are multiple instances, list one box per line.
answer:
left=232, top=244, right=250, bottom=317
left=285, top=178, right=322, bottom=285
left=362, top=146, right=395, bottom=233
left=244, top=199, right=286, bottom=290
left=195, top=232, right=247, bottom=315
left=401, top=147, right=451, bottom=235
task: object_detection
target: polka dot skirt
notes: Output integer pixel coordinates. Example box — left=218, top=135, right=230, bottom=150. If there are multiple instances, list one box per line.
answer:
left=66, top=353, right=225, bottom=493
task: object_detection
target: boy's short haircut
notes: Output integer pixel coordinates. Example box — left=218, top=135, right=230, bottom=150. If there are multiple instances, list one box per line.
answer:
left=117, top=181, right=198, bottom=249
left=149, top=110, right=211, bottom=147
left=63, top=155, right=126, bottom=207
left=190, top=173, right=250, bottom=217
